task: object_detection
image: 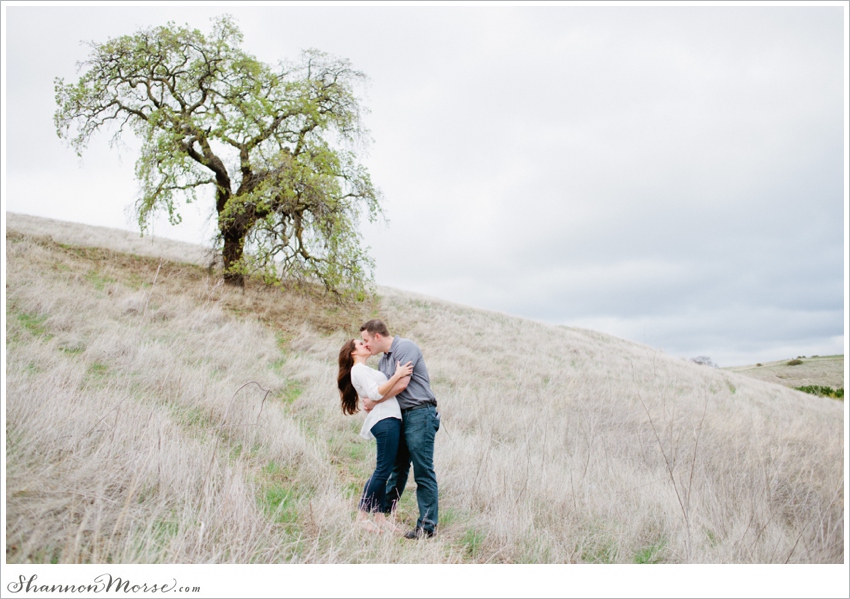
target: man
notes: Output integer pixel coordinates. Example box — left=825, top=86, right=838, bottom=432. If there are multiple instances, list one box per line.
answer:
left=359, top=319, right=439, bottom=539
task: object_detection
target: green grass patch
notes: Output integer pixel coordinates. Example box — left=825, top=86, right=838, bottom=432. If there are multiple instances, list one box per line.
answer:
left=270, top=358, right=286, bottom=374
left=171, top=406, right=214, bottom=431
left=24, top=361, right=44, bottom=375
left=27, top=547, right=63, bottom=564
left=257, top=460, right=310, bottom=536
left=439, top=506, right=463, bottom=527
left=75, top=361, right=113, bottom=388
left=184, top=407, right=212, bottom=428
left=794, top=385, right=844, bottom=400
left=461, top=527, right=486, bottom=559
left=346, top=439, right=368, bottom=462
left=59, top=343, right=85, bottom=355
left=262, top=485, right=300, bottom=524
left=15, top=310, right=51, bottom=339
left=85, top=268, right=116, bottom=291
left=396, top=484, right=417, bottom=512
left=151, top=518, right=180, bottom=541
left=132, top=515, right=182, bottom=561
left=344, top=479, right=364, bottom=500
left=328, top=431, right=370, bottom=463
left=269, top=334, right=291, bottom=374
left=580, top=540, right=617, bottom=564
left=259, top=483, right=311, bottom=542
left=583, top=542, right=617, bottom=563
left=84, top=362, right=111, bottom=386
left=262, top=460, right=296, bottom=480
left=633, top=538, right=666, bottom=564
left=328, top=433, right=372, bottom=499
left=279, top=380, right=304, bottom=405
left=125, top=270, right=154, bottom=290
left=274, top=331, right=292, bottom=351
left=229, top=443, right=244, bottom=461
left=88, top=362, right=109, bottom=377
left=577, top=523, right=619, bottom=564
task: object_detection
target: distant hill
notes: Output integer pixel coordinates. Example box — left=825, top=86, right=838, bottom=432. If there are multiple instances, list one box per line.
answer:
left=724, top=356, right=844, bottom=391
left=5, top=212, right=844, bottom=565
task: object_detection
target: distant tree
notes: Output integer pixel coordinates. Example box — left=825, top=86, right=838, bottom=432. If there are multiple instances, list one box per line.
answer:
left=691, top=356, right=718, bottom=368
left=54, top=15, right=382, bottom=294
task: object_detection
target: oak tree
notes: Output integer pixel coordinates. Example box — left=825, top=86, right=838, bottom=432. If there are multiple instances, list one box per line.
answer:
left=55, top=15, right=382, bottom=293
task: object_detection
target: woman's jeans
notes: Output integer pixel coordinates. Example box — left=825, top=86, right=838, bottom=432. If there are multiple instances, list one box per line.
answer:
left=359, top=417, right=401, bottom=513
left=384, top=404, right=440, bottom=532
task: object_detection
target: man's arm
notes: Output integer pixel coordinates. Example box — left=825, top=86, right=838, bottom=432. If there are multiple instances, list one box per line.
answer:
left=389, top=340, right=421, bottom=380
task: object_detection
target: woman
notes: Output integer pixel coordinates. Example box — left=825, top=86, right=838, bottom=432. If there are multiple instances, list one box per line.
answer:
left=337, top=339, right=412, bottom=533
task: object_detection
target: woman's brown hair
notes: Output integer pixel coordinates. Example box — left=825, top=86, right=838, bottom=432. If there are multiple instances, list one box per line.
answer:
left=337, top=339, right=359, bottom=415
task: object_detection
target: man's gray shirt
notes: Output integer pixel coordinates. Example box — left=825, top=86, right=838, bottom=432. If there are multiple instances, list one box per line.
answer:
left=379, top=336, right=436, bottom=411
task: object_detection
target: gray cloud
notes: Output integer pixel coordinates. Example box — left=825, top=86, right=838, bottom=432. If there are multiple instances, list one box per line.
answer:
left=4, top=5, right=845, bottom=367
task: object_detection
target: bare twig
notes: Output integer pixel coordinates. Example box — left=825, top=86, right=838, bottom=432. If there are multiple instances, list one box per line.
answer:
left=202, top=380, right=273, bottom=486
left=784, top=530, right=804, bottom=564
left=631, top=359, right=691, bottom=561
left=142, top=258, right=163, bottom=317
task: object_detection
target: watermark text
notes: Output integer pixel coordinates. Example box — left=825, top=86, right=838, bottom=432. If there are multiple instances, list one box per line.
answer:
left=7, top=574, right=201, bottom=594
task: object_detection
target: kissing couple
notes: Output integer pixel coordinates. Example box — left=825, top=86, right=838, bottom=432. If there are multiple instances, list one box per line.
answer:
left=337, top=319, right=440, bottom=539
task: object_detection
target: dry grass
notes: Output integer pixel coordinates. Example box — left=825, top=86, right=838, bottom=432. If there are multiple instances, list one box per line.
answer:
left=5, top=215, right=844, bottom=564
left=725, top=356, right=845, bottom=390
left=5, top=212, right=215, bottom=268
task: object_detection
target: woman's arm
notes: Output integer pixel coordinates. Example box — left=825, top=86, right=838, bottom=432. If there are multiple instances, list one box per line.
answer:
left=376, top=360, right=413, bottom=397
left=362, top=361, right=412, bottom=412
left=382, top=376, right=410, bottom=399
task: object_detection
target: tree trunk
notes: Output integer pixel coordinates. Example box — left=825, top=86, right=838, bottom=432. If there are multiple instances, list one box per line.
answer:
left=218, top=193, right=247, bottom=287
left=215, top=176, right=247, bottom=287
left=220, top=204, right=261, bottom=287
left=222, top=229, right=245, bottom=287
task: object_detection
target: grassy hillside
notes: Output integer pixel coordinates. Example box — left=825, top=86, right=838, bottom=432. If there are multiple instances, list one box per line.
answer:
left=725, top=356, right=845, bottom=391
left=5, top=214, right=845, bottom=564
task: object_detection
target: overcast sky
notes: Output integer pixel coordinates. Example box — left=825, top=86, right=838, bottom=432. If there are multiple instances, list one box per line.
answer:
left=3, top=2, right=847, bottom=367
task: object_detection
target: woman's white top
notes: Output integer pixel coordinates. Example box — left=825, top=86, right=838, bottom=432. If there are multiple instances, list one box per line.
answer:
left=351, top=363, right=401, bottom=440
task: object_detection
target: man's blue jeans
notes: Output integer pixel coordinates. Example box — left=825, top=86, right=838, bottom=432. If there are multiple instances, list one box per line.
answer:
left=384, top=404, right=439, bottom=532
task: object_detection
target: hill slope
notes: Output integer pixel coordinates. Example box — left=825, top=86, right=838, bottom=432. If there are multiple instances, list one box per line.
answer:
left=725, top=356, right=845, bottom=390
left=5, top=213, right=844, bottom=564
